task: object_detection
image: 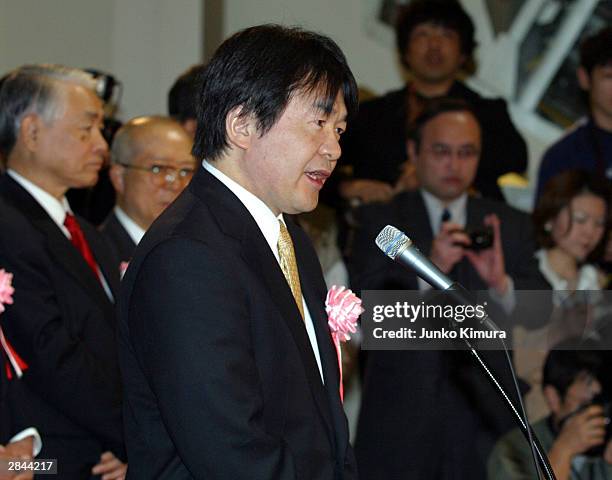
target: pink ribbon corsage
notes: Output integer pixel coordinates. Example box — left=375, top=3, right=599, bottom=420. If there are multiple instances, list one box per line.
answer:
left=119, top=261, right=130, bottom=280
left=325, top=285, right=364, bottom=402
left=0, top=269, right=14, bottom=313
left=0, top=269, right=28, bottom=379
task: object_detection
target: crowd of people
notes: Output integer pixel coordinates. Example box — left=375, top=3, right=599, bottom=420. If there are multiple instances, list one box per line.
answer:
left=0, top=1, right=610, bottom=479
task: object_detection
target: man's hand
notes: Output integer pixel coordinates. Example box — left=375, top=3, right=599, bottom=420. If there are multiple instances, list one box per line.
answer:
left=556, top=405, right=607, bottom=457
left=463, top=214, right=508, bottom=294
left=430, top=222, right=471, bottom=274
left=0, top=437, right=34, bottom=480
left=91, top=451, right=127, bottom=480
left=339, top=179, right=394, bottom=204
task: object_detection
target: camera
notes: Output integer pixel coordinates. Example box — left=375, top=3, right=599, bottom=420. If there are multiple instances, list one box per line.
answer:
left=452, top=226, right=494, bottom=251
left=559, top=394, right=612, bottom=457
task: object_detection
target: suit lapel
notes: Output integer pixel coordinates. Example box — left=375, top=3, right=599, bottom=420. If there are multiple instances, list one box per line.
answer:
left=83, top=219, right=120, bottom=302
left=0, top=176, right=115, bottom=314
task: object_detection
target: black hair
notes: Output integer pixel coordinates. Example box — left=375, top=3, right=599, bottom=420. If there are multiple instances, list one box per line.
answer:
left=396, top=0, right=476, bottom=70
left=192, top=24, right=358, bottom=161
left=168, top=64, right=207, bottom=122
left=533, top=170, right=611, bottom=258
left=543, top=339, right=603, bottom=398
left=580, top=27, right=612, bottom=75
left=408, top=97, right=479, bottom=149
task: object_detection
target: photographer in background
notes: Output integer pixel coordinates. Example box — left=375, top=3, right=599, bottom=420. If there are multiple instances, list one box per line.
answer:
left=350, top=98, right=549, bottom=479
left=489, top=343, right=612, bottom=479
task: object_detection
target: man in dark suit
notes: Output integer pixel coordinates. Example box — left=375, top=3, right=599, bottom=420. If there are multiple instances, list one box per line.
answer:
left=0, top=65, right=126, bottom=479
left=100, top=116, right=196, bottom=263
left=338, top=0, right=527, bottom=205
left=118, top=25, right=359, bottom=478
left=349, top=98, right=550, bottom=479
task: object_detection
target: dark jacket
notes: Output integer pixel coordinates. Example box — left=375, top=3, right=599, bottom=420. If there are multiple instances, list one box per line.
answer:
left=118, top=167, right=357, bottom=479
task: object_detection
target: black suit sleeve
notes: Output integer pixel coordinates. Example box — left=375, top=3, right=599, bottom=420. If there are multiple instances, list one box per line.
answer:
left=127, top=237, right=299, bottom=479
left=0, top=227, right=123, bottom=453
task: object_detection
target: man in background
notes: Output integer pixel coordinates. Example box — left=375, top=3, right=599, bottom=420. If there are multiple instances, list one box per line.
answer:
left=536, top=27, right=612, bottom=197
left=351, top=98, right=548, bottom=480
left=0, top=64, right=125, bottom=479
left=339, top=0, right=527, bottom=204
left=489, top=344, right=612, bottom=479
left=101, top=116, right=195, bottom=263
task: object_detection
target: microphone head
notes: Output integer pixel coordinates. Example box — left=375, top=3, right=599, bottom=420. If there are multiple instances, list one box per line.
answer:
left=375, top=225, right=412, bottom=260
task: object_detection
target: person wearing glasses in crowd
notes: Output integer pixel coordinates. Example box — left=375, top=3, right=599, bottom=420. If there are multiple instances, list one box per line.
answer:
left=349, top=97, right=548, bottom=480
left=101, top=116, right=196, bottom=263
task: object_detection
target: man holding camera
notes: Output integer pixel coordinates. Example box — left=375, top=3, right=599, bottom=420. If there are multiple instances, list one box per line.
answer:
left=349, top=98, right=549, bottom=479
left=489, top=345, right=612, bottom=479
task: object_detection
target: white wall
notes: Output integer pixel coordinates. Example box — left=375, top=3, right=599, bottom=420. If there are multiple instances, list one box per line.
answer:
left=223, top=0, right=405, bottom=96
left=0, top=0, right=203, bottom=120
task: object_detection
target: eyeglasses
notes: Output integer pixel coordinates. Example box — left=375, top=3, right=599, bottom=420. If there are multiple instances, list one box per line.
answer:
left=425, top=144, right=480, bottom=161
left=117, top=162, right=195, bottom=186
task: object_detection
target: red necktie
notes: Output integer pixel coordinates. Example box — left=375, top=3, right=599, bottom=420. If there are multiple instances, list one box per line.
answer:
left=63, top=213, right=101, bottom=282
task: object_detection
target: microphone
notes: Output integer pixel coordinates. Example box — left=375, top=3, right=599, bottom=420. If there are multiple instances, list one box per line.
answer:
left=375, top=225, right=500, bottom=332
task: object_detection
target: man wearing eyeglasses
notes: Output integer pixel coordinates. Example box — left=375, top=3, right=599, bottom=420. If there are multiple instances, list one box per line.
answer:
left=349, top=98, right=549, bottom=479
left=101, top=116, right=195, bottom=263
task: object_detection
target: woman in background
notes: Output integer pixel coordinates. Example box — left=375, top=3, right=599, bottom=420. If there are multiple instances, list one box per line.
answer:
left=516, top=170, right=610, bottom=420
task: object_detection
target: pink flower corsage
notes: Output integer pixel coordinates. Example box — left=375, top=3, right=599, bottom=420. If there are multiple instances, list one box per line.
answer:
left=325, top=285, right=364, bottom=401
left=0, top=269, right=14, bottom=313
left=0, top=268, right=27, bottom=379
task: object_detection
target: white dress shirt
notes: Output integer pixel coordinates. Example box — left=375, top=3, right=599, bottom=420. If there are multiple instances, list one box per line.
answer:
left=114, top=206, right=146, bottom=246
left=203, top=161, right=324, bottom=383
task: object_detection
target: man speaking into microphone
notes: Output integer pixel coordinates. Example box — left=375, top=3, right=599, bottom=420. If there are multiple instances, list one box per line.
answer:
left=349, top=98, right=550, bottom=479
left=117, top=25, right=359, bottom=479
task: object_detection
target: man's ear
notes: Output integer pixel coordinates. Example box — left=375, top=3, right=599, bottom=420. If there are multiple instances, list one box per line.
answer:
left=19, top=114, right=42, bottom=153
left=543, top=385, right=562, bottom=415
left=577, top=67, right=591, bottom=91
left=225, top=106, right=256, bottom=151
left=109, top=163, right=126, bottom=195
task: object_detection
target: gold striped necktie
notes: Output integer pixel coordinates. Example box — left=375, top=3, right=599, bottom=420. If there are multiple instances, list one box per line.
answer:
left=277, top=220, right=304, bottom=319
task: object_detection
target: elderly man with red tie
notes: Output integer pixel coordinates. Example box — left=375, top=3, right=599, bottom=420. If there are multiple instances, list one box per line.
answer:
left=0, top=65, right=126, bottom=479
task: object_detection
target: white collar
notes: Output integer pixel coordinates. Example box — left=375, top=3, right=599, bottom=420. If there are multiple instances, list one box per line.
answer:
left=535, top=249, right=600, bottom=291
left=420, top=188, right=468, bottom=234
left=113, top=206, right=146, bottom=245
left=7, top=169, right=72, bottom=237
left=203, top=160, right=283, bottom=261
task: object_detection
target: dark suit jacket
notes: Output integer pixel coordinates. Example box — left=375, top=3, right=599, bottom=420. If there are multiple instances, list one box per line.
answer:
left=348, top=190, right=550, bottom=480
left=100, top=211, right=137, bottom=263
left=118, top=167, right=357, bottom=479
left=339, top=82, right=528, bottom=201
left=0, top=175, right=124, bottom=477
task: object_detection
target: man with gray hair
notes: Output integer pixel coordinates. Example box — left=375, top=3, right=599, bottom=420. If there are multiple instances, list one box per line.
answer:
left=100, top=116, right=195, bottom=263
left=0, top=64, right=126, bottom=479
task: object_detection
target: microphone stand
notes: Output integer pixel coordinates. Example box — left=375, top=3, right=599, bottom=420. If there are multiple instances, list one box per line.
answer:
left=446, top=284, right=557, bottom=480
left=462, top=340, right=556, bottom=479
